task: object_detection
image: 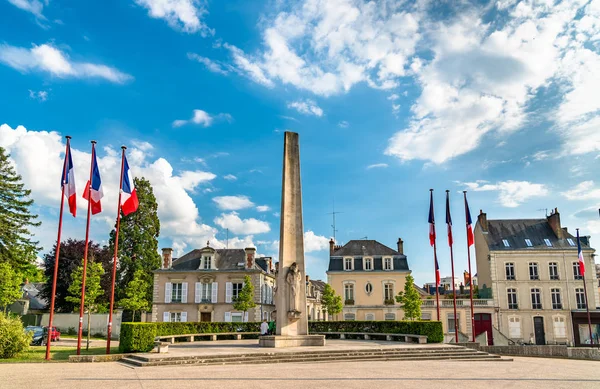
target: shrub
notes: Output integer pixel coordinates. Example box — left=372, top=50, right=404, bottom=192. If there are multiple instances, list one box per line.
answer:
left=308, top=321, right=443, bottom=343
left=119, top=323, right=157, bottom=353
left=0, top=312, right=31, bottom=359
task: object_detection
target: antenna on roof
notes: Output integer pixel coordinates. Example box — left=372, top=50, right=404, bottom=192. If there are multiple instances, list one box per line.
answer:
left=328, top=199, right=343, bottom=243
left=537, top=208, right=548, bottom=217
left=359, top=236, right=368, bottom=240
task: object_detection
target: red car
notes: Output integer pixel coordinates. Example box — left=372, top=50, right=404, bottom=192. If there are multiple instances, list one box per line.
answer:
left=44, top=326, right=61, bottom=342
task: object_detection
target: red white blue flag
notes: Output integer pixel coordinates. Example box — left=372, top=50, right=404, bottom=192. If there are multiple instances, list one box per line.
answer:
left=120, top=154, right=139, bottom=216
left=83, top=146, right=104, bottom=215
left=577, top=229, right=585, bottom=276
left=62, top=142, right=77, bottom=217
left=446, top=191, right=453, bottom=246
left=428, top=191, right=440, bottom=286
left=465, top=194, right=474, bottom=247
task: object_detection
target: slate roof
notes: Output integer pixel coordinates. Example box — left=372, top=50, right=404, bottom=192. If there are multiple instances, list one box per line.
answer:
left=158, top=248, right=270, bottom=273
left=309, top=280, right=327, bottom=292
left=482, top=219, right=592, bottom=251
left=328, top=240, right=410, bottom=272
left=21, top=282, right=47, bottom=310
left=332, top=240, right=399, bottom=256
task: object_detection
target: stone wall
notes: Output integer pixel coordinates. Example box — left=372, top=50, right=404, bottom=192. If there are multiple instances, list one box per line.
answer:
left=40, top=311, right=123, bottom=339
left=462, top=343, right=600, bottom=361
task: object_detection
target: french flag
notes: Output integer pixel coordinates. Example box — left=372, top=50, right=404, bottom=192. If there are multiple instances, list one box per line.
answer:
left=62, top=143, right=77, bottom=217
left=83, top=146, right=103, bottom=215
left=577, top=229, right=585, bottom=277
left=121, top=154, right=139, bottom=216
left=465, top=195, right=474, bottom=247
left=428, top=191, right=436, bottom=246
left=446, top=191, right=453, bottom=247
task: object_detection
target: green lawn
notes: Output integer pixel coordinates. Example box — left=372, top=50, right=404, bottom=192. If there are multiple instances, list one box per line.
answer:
left=61, top=334, right=107, bottom=341
left=0, top=346, right=120, bottom=363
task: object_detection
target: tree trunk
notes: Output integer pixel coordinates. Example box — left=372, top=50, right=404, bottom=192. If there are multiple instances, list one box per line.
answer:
left=86, top=310, right=91, bottom=351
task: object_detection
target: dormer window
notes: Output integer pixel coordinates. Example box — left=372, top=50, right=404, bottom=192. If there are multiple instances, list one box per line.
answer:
left=364, top=257, right=373, bottom=271
left=384, top=258, right=393, bottom=271
left=525, top=239, right=532, bottom=247
left=502, top=239, right=510, bottom=247
left=202, top=256, right=212, bottom=270
left=567, top=238, right=575, bottom=246
left=344, top=258, right=353, bottom=271
left=544, top=239, right=552, bottom=247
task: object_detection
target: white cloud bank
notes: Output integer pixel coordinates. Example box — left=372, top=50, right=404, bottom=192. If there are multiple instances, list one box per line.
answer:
left=7, top=0, right=47, bottom=19
left=213, top=212, right=270, bottom=235
left=462, top=180, right=548, bottom=208
left=172, top=109, right=232, bottom=128
left=212, top=195, right=254, bottom=211
left=134, top=0, right=213, bottom=36
left=287, top=99, right=324, bottom=117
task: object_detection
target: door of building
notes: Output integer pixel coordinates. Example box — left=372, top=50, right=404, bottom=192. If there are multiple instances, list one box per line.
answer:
left=200, top=312, right=211, bottom=322
left=474, top=313, right=494, bottom=345
left=534, top=317, right=545, bottom=345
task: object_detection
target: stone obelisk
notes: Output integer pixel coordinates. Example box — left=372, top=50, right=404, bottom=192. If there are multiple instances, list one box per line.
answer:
left=259, top=131, right=324, bottom=347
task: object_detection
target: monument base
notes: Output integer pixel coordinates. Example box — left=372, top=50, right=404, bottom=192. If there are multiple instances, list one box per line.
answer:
left=258, top=335, right=326, bottom=348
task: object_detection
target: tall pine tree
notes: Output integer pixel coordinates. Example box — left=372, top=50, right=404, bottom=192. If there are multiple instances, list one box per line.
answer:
left=0, top=147, right=41, bottom=278
left=109, top=177, right=160, bottom=307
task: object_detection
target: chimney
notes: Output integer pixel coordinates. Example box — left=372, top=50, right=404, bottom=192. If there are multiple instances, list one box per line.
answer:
left=478, top=210, right=488, bottom=232
left=244, top=247, right=256, bottom=269
left=306, top=275, right=310, bottom=282
left=547, top=207, right=563, bottom=239
left=397, top=238, right=404, bottom=255
left=275, top=261, right=279, bottom=274
left=266, top=257, right=272, bottom=273
left=329, top=238, right=335, bottom=256
left=161, top=248, right=173, bottom=269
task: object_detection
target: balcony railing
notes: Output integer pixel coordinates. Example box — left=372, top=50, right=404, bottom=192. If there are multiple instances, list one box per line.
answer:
left=421, top=299, right=493, bottom=308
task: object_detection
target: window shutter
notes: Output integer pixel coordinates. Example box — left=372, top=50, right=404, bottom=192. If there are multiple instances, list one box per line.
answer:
left=244, top=311, right=249, bottom=322
left=259, top=283, right=263, bottom=303
left=165, top=282, right=172, bottom=303
left=212, top=282, right=218, bottom=303
left=226, top=282, right=233, bottom=303
left=182, top=282, right=188, bottom=303
left=163, top=312, right=170, bottom=322
left=224, top=311, right=231, bottom=322
left=181, top=311, right=188, bottom=323
left=195, top=282, right=201, bottom=303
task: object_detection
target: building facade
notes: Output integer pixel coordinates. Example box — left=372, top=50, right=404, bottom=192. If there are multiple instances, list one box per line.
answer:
left=152, top=243, right=275, bottom=323
left=306, top=277, right=327, bottom=321
left=475, top=208, right=599, bottom=346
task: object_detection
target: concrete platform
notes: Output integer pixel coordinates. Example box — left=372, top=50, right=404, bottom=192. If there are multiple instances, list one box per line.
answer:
left=258, top=335, right=325, bottom=347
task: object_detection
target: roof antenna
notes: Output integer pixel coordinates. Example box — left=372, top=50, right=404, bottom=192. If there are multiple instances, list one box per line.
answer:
left=328, top=199, right=343, bottom=243
left=537, top=208, right=548, bottom=217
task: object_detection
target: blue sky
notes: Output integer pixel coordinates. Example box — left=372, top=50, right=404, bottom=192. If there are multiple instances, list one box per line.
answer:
left=1, top=0, right=599, bottom=285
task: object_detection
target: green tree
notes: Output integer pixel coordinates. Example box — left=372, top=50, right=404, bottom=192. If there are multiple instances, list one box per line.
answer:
left=321, top=284, right=343, bottom=319
left=395, top=274, right=422, bottom=321
left=108, top=177, right=160, bottom=307
left=0, top=147, right=41, bottom=278
left=233, top=275, right=256, bottom=319
left=118, top=269, right=150, bottom=322
left=0, top=262, right=23, bottom=313
left=65, top=262, right=105, bottom=350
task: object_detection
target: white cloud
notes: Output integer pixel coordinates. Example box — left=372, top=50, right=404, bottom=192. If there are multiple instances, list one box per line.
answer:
left=28, top=89, right=48, bottom=101
left=134, top=0, right=213, bottom=35
left=462, top=180, right=548, bottom=208
left=304, top=231, right=330, bottom=252
left=131, top=140, right=154, bottom=152
left=187, top=52, right=231, bottom=75
left=0, top=43, right=132, bottom=83
left=223, top=174, right=237, bottom=181
left=562, top=181, right=600, bottom=200
left=224, top=43, right=274, bottom=88
left=172, top=109, right=232, bottom=127
left=287, top=99, right=323, bottom=117
left=366, top=163, right=388, bottom=169
left=388, top=94, right=399, bottom=101
left=212, top=195, right=254, bottom=211
left=338, top=120, right=349, bottom=128
left=0, top=123, right=218, bottom=250
left=256, top=205, right=271, bottom=212
left=213, top=212, right=270, bottom=235
left=7, top=0, right=46, bottom=19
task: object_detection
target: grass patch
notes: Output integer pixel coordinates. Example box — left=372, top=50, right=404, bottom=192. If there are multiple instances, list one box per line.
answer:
left=0, top=346, right=120, bottom=363
left=61, top=334, right=107, bottom=341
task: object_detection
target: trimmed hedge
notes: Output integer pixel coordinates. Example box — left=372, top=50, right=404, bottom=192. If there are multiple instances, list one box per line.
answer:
left=119, top=320, right=442, bottom=352
left=309, top=321, right=444, bottom=343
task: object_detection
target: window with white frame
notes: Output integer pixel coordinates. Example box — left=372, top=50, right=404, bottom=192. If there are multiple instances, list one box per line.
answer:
left=529, top=263, right=539, bottom=280
left=576, top=288, right=586, bottom=309
left=502, top=239, right=510, bottom=247
left=384, top=313, right=396, bottom=321
left=567, top=238, right=575, bottom=246
left=544, top=238, right=552, bottom=247
left=344, top=283, right=354, bottom=302
left=172, top=283, right=183, bottom=303
left=232, top=282, right=243, bottom=300
left=525, top=239, right=533, bottom=247
left=447, top=313, right=460, bottom=333
left=384, top=283, right=394, bottom=301
left=231, top=312, right=243, bottom=322
left=549, top=262, right=559, bottom=280
left=384, top=258, right=393, bottom=270
left=531, top=288, right=542, bottom=309
left=505, top=263, right=515, bottom=280
left=421, top=312, right=432, bottom=321
left=344, top=313, right=356, bottom=321
left=508, top=316, right=521, bottom=338
left=573, top=262, right=583, bottom=280
left=364, top=257, right=373, bottom=271
left=203, top=256, right=212, bottom=270
left=344, top=258, right=353, bottom=271
left=553, top=316, right=566, bottom=338
left=365, top=313, right=375, bottom=321
left=507, top=288, right=518, bottom=309
left=551, top=288, right=562, bottom=309
left=201, top=282, right=211, bottom=303
left=170, top=312, right=182, bottom=322
left=365, top=282, right=373, bottom=294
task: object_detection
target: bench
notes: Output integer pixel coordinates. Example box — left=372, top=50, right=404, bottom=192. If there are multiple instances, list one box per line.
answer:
left=154, top=341, right=170, bottom=353
left=312, top=332, right=428, bottom=344
left=156, top=332, right=260, bottom=345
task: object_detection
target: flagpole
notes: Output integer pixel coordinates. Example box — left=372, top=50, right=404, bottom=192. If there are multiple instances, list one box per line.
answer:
left=463, top=191, right=475, bottom=343
left=106, top=146, right=126, bottom=354
left=446, top=190, right=459, bottom=344
left=577, top=228, right=594, bottom=345
left=45, top=135, right=71, bottom=361
left=76, top=140, right=96, bottom=355
left=430, top=189, right=440, bottom=321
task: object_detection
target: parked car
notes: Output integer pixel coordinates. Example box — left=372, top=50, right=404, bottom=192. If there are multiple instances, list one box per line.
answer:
left=25, top=326, right=45, bottom=346
left=43, top=326, right=61, bottom=342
